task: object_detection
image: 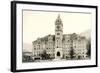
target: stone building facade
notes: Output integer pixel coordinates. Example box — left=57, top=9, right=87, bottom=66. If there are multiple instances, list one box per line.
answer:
left=32, top=15, right=88, bottom=60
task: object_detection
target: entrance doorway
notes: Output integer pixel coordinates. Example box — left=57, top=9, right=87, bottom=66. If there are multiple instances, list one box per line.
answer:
left=57, top=51, right=60, bottom=56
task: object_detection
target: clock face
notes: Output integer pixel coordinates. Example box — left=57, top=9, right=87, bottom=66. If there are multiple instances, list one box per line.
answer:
left=57, top=25, right=60, bottom=30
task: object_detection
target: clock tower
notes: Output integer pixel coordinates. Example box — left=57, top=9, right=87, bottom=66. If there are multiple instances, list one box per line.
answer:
left=55, top=14, right=63, bottom=60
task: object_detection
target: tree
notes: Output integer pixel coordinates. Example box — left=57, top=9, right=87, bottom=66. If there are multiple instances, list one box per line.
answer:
left=41, top=50, right=50, bottom=60
left=70, top=47, right=74, bottom=59
left=86, top=40, right=91, bottom=58
left=41, top=50, right=46, bottom=60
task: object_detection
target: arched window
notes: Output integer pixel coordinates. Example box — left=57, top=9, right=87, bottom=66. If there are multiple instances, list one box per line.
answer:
left=57, top=51, right=60, bottom=56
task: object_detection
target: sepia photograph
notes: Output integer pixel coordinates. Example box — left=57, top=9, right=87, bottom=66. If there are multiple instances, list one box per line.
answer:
left=22, top=10, right=91, bottom=63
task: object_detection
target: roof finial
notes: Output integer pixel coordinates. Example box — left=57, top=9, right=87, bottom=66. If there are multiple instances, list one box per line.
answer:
left=58, top=14, right=60, bottom=18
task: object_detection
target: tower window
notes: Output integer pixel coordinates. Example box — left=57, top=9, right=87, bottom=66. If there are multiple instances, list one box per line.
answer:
left=57, top=33, right=60, bottom=35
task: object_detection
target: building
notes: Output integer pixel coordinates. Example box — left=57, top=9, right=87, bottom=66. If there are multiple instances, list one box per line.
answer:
left=32, top=14, right=88, bottom=60
left=73, top=36, right=88, bottom=59
left=22, top=52, right=33, bottom=62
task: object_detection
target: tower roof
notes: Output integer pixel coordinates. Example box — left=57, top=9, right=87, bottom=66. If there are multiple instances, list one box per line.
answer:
left=57, top=14, right=61, bottom=20
left=58, top=14, right=60, bottom=19
left=55, top=14, right=63, bottom=25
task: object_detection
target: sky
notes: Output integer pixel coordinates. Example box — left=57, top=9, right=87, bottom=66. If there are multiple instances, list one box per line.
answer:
left=23, top=10, right=91, bottom=44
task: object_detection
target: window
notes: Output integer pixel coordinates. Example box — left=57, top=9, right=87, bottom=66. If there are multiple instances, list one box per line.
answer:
left=74, top=46, right=76, bottom=48
left=34, top=48, right=36, bottom=50
left=57, top=33, right=60, bottom=35
left=38, top=45, right=40, bottom=49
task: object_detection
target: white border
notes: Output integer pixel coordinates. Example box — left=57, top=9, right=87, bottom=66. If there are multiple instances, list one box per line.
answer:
left=16, top=3, right=96, bottom=70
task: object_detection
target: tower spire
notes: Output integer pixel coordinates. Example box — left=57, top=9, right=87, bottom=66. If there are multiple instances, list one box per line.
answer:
left=58, top=14, right=60, bottom=19
left=55, top=14, right=63, bottom=26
